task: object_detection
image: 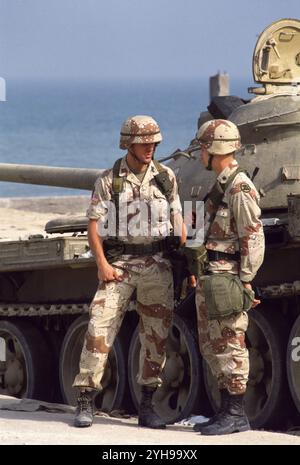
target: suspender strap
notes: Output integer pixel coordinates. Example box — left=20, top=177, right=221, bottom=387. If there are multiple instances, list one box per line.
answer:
left=205, top=167, right=246, bottom=241
left=112, top=158, right=124, bottom=238
left=111, top=158, right=174, bottom=237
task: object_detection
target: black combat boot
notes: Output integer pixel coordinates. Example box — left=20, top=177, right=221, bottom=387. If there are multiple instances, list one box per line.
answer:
left=199, top=392, right=250, bottom=435
left=193, top=389, right=230, bottom=432
left=74, top=390, right=94, bottom=427
left=138, top=386, right=166, bottom=429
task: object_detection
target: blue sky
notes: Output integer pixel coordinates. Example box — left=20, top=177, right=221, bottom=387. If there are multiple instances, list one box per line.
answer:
left=0, top=0, right=299, bottom=80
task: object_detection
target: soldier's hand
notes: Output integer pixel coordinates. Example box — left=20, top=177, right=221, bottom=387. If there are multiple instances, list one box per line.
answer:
left=242, top=282, right=260, bottom=308
left=188, top=275, right=197, bottom=288
left=98, top=263, right=123, bottom=283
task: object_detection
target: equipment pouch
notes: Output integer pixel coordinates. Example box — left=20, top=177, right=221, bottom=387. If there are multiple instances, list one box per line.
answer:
left=201, top=273, right=255, bottom=319
left=154, top=171, right=173, bottom=198
left=183, top=244, right=209, bottom=277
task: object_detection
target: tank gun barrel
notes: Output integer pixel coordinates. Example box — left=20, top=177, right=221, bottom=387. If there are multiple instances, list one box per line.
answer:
left=0, top=163, right=104, bottom=190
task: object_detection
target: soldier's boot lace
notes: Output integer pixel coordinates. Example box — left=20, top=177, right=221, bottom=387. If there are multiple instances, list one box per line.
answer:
left=74, top=390, right=94, bottom=428
left=138, top=386, right=166, bottom=429
left=198, top=392, right=250, bottom=435
left=193, top=389, right=229, bottom=432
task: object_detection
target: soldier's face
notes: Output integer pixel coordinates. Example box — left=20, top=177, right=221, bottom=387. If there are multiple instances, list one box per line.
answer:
left=200, top=147, right=209, bottom=168
left=131, top=143, right=155, bottom=164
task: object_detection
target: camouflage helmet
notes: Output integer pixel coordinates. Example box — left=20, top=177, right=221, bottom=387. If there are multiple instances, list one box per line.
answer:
left=196, top=119, right=241, bottom=155
left=119, top=115, right=162, bottom=150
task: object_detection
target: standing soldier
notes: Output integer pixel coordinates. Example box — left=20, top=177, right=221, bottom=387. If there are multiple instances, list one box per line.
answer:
left=193, top=119, right=265, bottom=435
left=73, top=115, right=185, bottom=429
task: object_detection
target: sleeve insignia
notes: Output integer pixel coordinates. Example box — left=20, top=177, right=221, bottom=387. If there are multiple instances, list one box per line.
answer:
left=90, top=189, right=100, bottom=205
left=240, top=183, right=251, bottom=193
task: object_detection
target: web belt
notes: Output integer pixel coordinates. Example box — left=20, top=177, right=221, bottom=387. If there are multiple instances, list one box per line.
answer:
left=207, top=250, right=240, bottom=262
left=105, top=239, right=169, bottom=256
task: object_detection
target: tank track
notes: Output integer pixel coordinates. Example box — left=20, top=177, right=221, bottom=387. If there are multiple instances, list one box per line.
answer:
left=0, top=302, right=89, bottom=317
left=259, top=281, right=300, bottom=298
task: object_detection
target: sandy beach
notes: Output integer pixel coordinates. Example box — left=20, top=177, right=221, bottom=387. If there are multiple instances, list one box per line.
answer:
left=0, top=196, right=89, bottom=241
left=0, top=395, right=300, bottom=445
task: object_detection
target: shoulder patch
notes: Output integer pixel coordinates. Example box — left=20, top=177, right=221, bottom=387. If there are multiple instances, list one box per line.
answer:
left=90, top=188, right=100, bottom=205
left=240, top=183, right=251, bottom=193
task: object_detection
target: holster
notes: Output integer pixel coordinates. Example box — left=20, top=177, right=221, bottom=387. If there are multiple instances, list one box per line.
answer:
left=166, top=247, right=190, bottom=301
left=182, top=244, right=209, bottom=277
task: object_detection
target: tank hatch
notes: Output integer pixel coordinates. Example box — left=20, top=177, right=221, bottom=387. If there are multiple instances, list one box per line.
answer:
left=252, top=18, right=300, bottom=90
left=45, top=216, right=88, bottom=234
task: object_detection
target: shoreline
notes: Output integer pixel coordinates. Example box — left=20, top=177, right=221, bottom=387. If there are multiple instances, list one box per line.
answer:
left=0, top=195, right=90, bottom=214
left=0, top=195, right=89, bottom=241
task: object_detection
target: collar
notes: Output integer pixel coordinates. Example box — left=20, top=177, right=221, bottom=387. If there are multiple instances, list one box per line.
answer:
left=118, top=156, right=159, bottom=186
left=217, top=160, right=239, bottom=185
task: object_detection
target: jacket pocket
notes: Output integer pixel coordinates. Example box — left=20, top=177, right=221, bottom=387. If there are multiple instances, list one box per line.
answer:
left=210, top=208, right=231, bottom=239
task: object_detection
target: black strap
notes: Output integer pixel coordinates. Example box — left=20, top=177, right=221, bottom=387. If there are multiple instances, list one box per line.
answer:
left=104, top=239, right=169, bottom=256
left=112, top=158, right=124, bottom=193
left=112, top=158, right=124, bottom=238
left=205, top=167, right=247, bottom=243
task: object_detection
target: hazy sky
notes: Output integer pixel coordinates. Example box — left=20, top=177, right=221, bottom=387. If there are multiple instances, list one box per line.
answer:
left=0, top=0, right=299, bottom=80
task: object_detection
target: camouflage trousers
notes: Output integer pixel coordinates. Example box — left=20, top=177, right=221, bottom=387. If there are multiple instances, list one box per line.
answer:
left=73, top=255, right=174, bottom=390
left=196, top=277, right=249, bottom=395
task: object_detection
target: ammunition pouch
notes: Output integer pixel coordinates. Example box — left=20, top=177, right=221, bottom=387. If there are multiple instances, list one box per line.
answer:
left=182, top=244, right=209, bottom=277
left=200, top=272, right=255, bottom=320
left=153, top=170, right=173, bottom=199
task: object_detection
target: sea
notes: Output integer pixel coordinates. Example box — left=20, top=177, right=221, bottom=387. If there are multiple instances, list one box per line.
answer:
left=0, top=77, right=252, bottom=197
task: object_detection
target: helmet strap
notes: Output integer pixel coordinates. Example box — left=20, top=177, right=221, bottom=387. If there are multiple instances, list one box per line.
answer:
left=128, top=147, right=137, bottom=160
left=206, top=154, right=213, bottom=171
left=153, top=142, right=159, bottom=159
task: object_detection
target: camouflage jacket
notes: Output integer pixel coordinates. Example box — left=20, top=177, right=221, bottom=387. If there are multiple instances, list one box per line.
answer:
left=205, top=160, right=265, bottom=282
left=87, top=156, right=182, bottom=245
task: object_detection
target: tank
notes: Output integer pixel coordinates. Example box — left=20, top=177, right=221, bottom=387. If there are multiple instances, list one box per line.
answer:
left=0, top=18, right=300, bottom=429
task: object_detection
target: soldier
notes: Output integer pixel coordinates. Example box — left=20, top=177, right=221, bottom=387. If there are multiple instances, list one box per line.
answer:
left=193, top=119, right=265, bottom=435
left=73, top=115, right=185, bottom=429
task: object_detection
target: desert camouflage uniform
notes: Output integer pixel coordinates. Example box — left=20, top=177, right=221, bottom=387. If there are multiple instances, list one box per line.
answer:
left=73, top=157, right=182, bottom=389
left=196, top=159, right=265, bottom=394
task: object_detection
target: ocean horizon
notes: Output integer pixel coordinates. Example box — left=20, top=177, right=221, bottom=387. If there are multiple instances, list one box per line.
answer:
left=0, top=77, right=253, bottom=197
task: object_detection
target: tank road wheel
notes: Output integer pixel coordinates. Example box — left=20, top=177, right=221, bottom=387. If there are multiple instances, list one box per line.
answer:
left=287, top=314, right=300, bottom=415
left=0, top=319, right=53, bottom=400
left=59, top=314, right=127, bottom=412
left=203, top=308, right=289, bottom=429
left=128, top=313, right=203, bottom=424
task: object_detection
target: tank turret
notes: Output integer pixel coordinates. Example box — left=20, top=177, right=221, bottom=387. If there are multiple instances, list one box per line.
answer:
left=170, top=19, right=300, bottom=213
